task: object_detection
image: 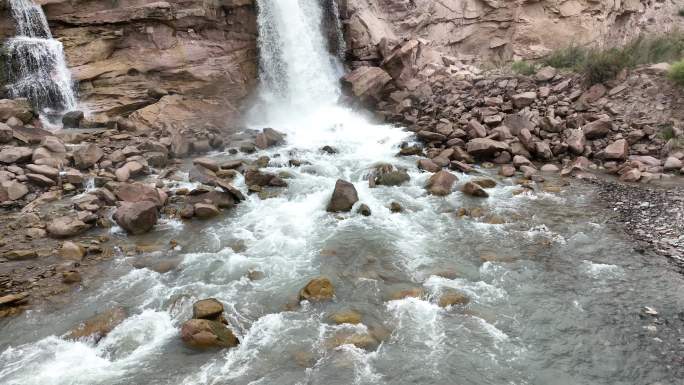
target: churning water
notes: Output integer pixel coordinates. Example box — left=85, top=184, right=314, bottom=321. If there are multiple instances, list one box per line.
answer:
left=1, top=1, right=683, bottom=384
left=4, top=0, right=76, bottom=114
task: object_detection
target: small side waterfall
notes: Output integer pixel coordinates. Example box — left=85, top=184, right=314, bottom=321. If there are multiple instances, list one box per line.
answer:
left=4, top=0, right=76, bottom=114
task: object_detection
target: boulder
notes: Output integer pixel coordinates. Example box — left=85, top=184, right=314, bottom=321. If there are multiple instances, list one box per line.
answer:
left=115, top=183, right=166, bottom=207
left=1, top=180, right=28, bottom=200
left=60, top=241, right=86, bottom=261
left=664, top=156, right=683, bottom=171
left=426, top=170, right=457, bottom=196
left=535, top=66, right=556, bottom=82
left=619, top=168, right=641, bottom=182
left=114, top=201, right=159, bottom=234
left=0, top=99, right=33, bottom=122
left=417, top=158, right=441, bottom=172
left=194, top=203, right=220, bottom=219
left=342, top=67, right=392, bottom=101
left=41, top=136, right=66, bottom=153
left=26, top=164, right=59, bottom=179
left=461, top=181, right=488, bottom=197
left=65, top=307, right=127, bottom=342
left=73, top=143, right=104, bottom=169
left=255, top=128, right=285, bottom=149
left=47, top=216, right=89, bottom=238
left=0, top=123, right=13, bottom=143
left=374, top=169, right=410, bottom=187
left=0, top=146, right=33, bottom=164
left=329, top=310, right=362, bottom=325
left=511, top=92, right=537, bottom=108
left=466, top=119, right=487, bottom=139
left=326, top=179, right=358, bottom=212
left=438, top=291, right=470, bottom=308
left=566, top=129, right=586, bottom=155
left=466, top=138, right=509, bottom=158
left=602, top=139, right=629, bottom=161
left=193, top=157, right=219, bottom=172
left=180, top=319, right=239, bottom=349
left=583, top=119, right=612, bottom=139
left=192, top=298, right=224, bottom=320
left=299, top=277, right=335, bottom=302
left=62, top=111, right=85, bottom=128
left=357, top=203, right=371, bottom=216
left=499, top=164, right=516, bottom=177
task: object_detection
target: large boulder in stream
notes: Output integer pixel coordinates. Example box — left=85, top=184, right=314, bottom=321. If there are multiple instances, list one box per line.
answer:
left=342, top=66, right=392, bottom=102
left=326, top=179, right=359, bottom=212
left=425, top=170, right=457, bottom=196
left=255, top=128, right=285, bottom=149
left=180, top=319, right=239, bottom=349
left=114, top=201, right=159, bottom=234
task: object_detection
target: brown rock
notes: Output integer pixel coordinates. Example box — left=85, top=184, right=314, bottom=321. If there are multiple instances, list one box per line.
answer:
left=60, top=241, right=86, bottom=261
left=326, top=179, right=358, bottom=212
left=511, top=91, right=537, bottom=108
left=47, top=216, right=90, bottom=238
left=255, top=128, right=285, bottom=149
left=417, top=158, right=441, bottom=172
left=73, top=143, right=104, bottom=169
left=426, top=170, right=457, bottom=196
left=194, top=203, right=220, bottom=219
left=342, top=66, right=392, bottom=101
left=193, top=298, right=224, bottom=320
left=462, top=181, right=489, bottom=197
left=181, top=319, right=239, bottom=349
left=66, top=307, right=127, bottom=342
left=114, top=201, right=159, bottom=234
left=0, top=146, right=33, bottom=164
left=299, top=277, right=334, bottom=302
left=602, top=139, right=629, bottom=161
left=438, top=291, right=470, bottom=308
left=466, top=138, right=510, bottom=158
left=583, top=119, right=612, bottom=139
left=329, top=310, right=362, bottom=325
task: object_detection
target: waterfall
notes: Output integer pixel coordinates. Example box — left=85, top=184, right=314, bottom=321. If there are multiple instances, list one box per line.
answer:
left=4, top=0, right=76, bottom=114
left=255, top=0, right=343, bottom=110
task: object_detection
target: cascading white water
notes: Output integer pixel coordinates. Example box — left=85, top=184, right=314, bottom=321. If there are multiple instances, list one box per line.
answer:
left=4, top=0, right=76, bottom=114
left=255, top=0, right=342, bottom=111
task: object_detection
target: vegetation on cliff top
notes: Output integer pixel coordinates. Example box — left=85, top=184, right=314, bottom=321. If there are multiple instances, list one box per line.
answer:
left=542, top=32, right=684, bottom=84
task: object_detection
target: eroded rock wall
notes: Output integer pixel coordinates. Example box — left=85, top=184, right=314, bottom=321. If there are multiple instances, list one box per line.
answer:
left=1, top=0, right=258, bottom=132
left=340, top=0, right=683, bottom=63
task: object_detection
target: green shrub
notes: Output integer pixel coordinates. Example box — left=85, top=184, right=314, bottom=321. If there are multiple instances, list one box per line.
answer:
left=669, top=60, right=684, bottom=86
left=543, top=45, right=587, bottom=69
left=544, top=32, right=684, bottom=84
left=511, top=61, right=536, bottom=75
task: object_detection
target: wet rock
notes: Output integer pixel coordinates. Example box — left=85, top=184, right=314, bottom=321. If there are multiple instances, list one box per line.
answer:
left=193, top=299, right=224, bottom=320
left=540, top=164, right=560, bottom=172
left=62, top=271, right=82, bottom=284
left=438, top=291, right=470, bottom=308
left=194, top=203, right=220, bottom=219
left=320, top=145, right=338, bottom=154
left=390, top=201, right=403, bottom=213
left=0, top=99, right=33, bottom=122
left=47, top=216, right=90, bottom=238
left=499, top=165, right=516, bottom=177
left=62, top=111, right=85, bottom=128
left=374, top=169, right=410, bottom=187
left=255, top=128, right=285, bottom=149
left=417, top=158, right=441, bottom=172
left=462, top=181, right=489, bottom=198
left=357, top=203, right=371, bottom=216
left=390, top=287, right=424, bottom=300
left=3, top=249, right=37, bottom=261
left=60, top=241, right=86, bottom=261
left=115, top=183, right=166, bottom=207
left=326, top=179, right=358, bottom=212
left=66, top=307, right=127, bottom=342
left=27, top=173, right=56, bottom=187
left=329, top=310, right=362, bottom=325
left=193, top=157, right=219, bottom=172
left=180, top=319, right=239, bottom=349
left=329, top=332, right=378, bottom=350
left=473, top=178, right=496, bottom=188
left=0, top=292, right=29, bottom=306
left=426, top=170, right=457, bottom=196
left=299, top=277, right=334, bottom=302
left=73, top=143, right=104, bottom=170
left=114, top=201, right=159, bottom=235
left=215, top=179, right=246, bottom=202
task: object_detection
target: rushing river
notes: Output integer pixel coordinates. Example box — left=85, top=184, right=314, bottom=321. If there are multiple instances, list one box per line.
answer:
left=1, top=0, right=684, bottom=384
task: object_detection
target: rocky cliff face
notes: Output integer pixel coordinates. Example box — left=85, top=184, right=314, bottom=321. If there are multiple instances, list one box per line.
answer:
left=340, top=0, right=682, bottom=64
left=1, top=0, right=258, bottom=132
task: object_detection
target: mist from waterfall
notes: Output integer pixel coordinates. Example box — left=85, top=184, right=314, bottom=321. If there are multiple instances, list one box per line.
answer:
left=4, top=0, right=76, bottom=114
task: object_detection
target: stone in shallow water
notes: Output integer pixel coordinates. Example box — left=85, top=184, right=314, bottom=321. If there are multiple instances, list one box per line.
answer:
left=193, top=298, right=224, bottom=320
left=438, top=291, right=470, bottom=308
left=180, top=319, right=239, bottom=349
left=299, top=277, right=334, bottom=302
left=425, top=170, right=457, bottom=196
left=329, top=310, right=362, bottom=325
left=326, top=179, right=358, bottom=212
left=462, top=181, right=489, bottom=197
left=65, top=307, right=127, bottom=342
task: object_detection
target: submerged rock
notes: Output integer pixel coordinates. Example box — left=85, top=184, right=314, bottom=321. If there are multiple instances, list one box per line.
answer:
left=462, top=181, right=489, bottom=197
left=299, top=277, right=335, bottom=302
left=329, top=310, right=362, bottom=325
left=66, top=307, right=127, bottom=342
left=326, top=179, right=358, bottom=212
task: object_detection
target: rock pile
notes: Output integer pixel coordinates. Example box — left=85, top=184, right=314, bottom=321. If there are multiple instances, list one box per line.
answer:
left=343, top=39, right=684, bottom=184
